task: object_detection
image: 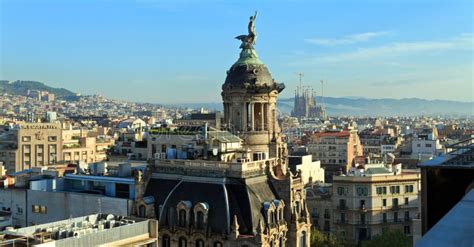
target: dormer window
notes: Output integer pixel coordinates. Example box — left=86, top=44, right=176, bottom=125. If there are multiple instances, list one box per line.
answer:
left=193, top=202, right=209, bottom=230
left=178, top=209, right=187, bottom=227
left=196, top=211, right=205, bottom=229
left=177, top=200, right=192, bottom=228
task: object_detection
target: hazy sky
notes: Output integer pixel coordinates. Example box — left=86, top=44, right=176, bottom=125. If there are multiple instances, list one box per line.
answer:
left=1, top=0, right=473, bottom=103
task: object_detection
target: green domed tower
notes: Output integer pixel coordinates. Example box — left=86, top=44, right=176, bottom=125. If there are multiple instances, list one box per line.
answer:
left=221, top=14, right=287, bottom=175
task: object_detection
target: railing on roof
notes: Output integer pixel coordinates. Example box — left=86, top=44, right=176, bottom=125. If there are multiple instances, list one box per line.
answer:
left=151, top=158, right=276, bottom=178
left=443, top=137, right=473, bottom=166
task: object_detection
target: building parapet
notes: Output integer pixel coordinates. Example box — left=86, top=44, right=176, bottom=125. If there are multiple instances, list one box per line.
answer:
left=333, top=172, right=420, bottom=183
left=150, top=158, right=276, bottom=178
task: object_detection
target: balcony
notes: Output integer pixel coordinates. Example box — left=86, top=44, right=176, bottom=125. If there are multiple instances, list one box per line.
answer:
left=359, top=205, right=367, bottom=211
left=357, top=220, right=367, bottom=225
left=336, top=219, right=347, bottom=224
left=337, top=205, right=348, bottom=210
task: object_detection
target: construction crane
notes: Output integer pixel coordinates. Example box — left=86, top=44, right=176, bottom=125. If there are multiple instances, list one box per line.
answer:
left=320, top=80, right=325, bottom=108
left=294, top=72, right=304, bottom=94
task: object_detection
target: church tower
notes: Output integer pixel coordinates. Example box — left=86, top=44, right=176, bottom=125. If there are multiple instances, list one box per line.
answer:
left=221, top=13, right=288, bottom=174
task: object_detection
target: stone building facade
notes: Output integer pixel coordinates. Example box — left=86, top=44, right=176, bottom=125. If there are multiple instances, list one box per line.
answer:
left=0, top=123, right=63, bottom=173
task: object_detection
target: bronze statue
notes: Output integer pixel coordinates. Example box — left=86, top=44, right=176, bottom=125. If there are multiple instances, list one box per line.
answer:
left=236, top=11, right=258, bottom=49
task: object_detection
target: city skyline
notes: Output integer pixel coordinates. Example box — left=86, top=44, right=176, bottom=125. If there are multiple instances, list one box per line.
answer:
left=1, top=0, right=473, bottom=103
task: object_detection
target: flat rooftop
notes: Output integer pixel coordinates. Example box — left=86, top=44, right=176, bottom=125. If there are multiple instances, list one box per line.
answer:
left=1, top=214, right=155, bottom=247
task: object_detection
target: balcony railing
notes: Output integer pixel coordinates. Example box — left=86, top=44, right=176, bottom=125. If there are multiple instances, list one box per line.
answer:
left=337, top=205, right=348, bottom=210
left=336, top=219, right=347, bottom=224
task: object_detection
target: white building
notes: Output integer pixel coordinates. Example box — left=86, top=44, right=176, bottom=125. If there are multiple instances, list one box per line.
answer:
left=288, top=155, right=325, bottom=185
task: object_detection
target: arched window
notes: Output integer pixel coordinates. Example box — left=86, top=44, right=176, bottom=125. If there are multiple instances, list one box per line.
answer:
left=295, top=201, right=301, bottom=215
left=270, top=210, right=275, bottom=224
left=179, top=237, right=187, bottom=247
left=300, top=231, right=306, bottom=247
left=193, top=202, right=209, bottom=230
left=178, top=209, right=187, bottom=227
left=162, top=235, right=170, bottom=247
left=196, top=239, right=205, bottom=247
left=196, top=211, right=205, bottom=229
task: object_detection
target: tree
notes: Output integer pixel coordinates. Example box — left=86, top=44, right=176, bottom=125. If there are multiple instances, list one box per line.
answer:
left=361, top=229, right=411, bottom=247
left=310, top=228, right=345, bottom=247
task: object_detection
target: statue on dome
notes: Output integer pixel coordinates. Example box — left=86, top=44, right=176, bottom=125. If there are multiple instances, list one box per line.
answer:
left=235, top=11, right=258, bottom=49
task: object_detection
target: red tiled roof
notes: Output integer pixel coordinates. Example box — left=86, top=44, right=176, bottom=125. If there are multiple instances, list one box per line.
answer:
left=312, top=131, right=351, bottom=138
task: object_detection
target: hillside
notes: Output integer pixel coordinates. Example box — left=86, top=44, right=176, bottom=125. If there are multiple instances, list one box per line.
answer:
left=0, top=80, right=76, bottom=98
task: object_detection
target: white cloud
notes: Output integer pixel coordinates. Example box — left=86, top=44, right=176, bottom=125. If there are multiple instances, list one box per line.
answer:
left=297, top=33, right=474, bottom=64
left=305, top=31, right=392, bottom=46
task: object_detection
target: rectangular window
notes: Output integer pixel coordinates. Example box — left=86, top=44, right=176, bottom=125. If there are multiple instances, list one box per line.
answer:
left=382, top=213, right=387, bottom=223
left=405, top=185, right=414, bottom=193
left=393, top=198, right=399, bottom=207
left=360, top=213, right=366, bottom=224
left=382, top=199, right=387, bottom=207
left=405, top=211, right=410, bottom=221
left=339, top=199, right=346, bottom=208
left=404, top=225, right=411, bottom=234
left=405, top=197, right=409, bottom=205
left=337, top=187, right=345, bottom=195
left=324, top=209, right=330, bottom=219
left=394, top=212, right=399, bottom=222
left=357, top=187, right=368, bottom=196
left=32, top=205, right=47, bottom=214
left=390, top=186, right=400, bottom=194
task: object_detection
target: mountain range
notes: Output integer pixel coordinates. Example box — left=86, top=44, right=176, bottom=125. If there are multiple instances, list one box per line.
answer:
left=166, top=97, right=472, bottom=117
left=1, top=80, right=471, bottom=116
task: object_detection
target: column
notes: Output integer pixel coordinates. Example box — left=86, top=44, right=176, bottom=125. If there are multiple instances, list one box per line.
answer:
left=260, top=103, right=264, bottom=131
left=250, top=103, right=255, bottom=131
left=242, top=102, right=247, bottom=131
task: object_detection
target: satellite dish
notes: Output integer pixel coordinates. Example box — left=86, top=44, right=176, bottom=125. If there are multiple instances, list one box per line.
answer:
left=212, top=148, right=218, bottom=156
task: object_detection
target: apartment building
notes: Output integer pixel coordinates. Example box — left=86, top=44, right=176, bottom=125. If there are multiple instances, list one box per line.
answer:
left=331, top=163, right=420, bottom=244
left=0, top=123, right=63, bottom=173
left=307, top=129, right=363, bottom=181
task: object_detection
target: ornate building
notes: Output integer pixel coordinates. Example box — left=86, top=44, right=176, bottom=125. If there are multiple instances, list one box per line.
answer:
left=141, top=13, right=311, bottom=247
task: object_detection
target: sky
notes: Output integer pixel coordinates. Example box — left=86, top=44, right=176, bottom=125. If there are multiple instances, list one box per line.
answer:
left=0, top=0, right=473, bottom=103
